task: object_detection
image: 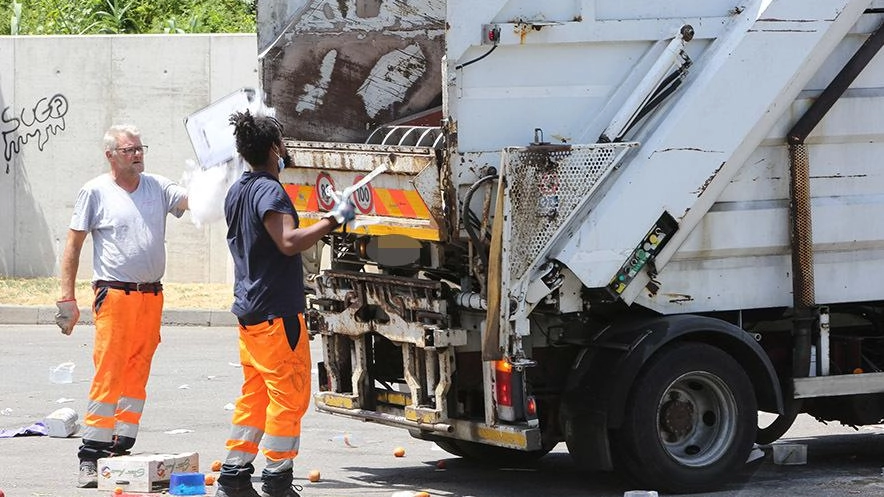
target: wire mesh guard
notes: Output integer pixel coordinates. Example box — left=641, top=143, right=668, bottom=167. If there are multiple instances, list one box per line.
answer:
left=503, top=143, right=636, bottom=281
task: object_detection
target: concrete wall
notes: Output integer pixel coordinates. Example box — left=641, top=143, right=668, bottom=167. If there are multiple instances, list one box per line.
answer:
left=0, top=34, right=258, bottom=283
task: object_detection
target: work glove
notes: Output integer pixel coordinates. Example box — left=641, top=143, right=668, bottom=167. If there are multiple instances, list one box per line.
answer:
left=55, top=299, right=80, bottom=335
left=325, top=199, right=356, bottom=227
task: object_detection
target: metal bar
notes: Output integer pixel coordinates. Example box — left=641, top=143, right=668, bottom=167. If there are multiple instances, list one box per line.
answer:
left=789, top=20, right=884, bottom=143
left=316, top=403, right=453, bottom=434
left=794, top=372, right=884, bottom=398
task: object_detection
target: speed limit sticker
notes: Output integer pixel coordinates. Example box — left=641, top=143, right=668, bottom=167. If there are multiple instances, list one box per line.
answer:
left=316, top=173, right=336, bottom=211
left=351, top=175, right=374, bottom=214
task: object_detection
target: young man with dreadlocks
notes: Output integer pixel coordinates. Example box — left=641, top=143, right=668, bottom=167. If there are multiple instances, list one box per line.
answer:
left=216, top=110, right=355, bottom=497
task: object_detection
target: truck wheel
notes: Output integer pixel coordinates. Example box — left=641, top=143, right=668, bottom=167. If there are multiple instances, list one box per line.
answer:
left=610, top=342, right=757, bottom=493
left=433, top=439, right=468, bottom=457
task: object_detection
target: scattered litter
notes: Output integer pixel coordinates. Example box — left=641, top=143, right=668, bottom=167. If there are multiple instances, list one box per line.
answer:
left=207, top=375, right=217, bottom=380
left=164, top=428, right=195, bottom=435
left=44, top=407, right=79, bottom=438
left=228, top=362, right=242, bottom=368
left=223, top=403, right=236, bottom=411
left=55, top=397, right=76, bottom=404
left=178, top=384, right=190, bottom=389
left=0, top=421, right=47, bottom=438
left=772, top=443, right=807, bottom=465
left=168, top=472, right=205, bottom=495
left=49, top=362, right=75, bottom=384
left=746, top=447, right=765, bottom=463
left=0, top=408, right=12, bottom=415
left=329, top=433, right=362, bottom=448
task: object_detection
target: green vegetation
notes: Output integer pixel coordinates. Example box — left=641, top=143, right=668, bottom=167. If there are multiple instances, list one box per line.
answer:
left=2, top=0, right=256, bottom=35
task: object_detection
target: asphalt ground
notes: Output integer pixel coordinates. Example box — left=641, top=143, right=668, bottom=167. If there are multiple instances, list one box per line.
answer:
left=3, top=318, right=884, bottom=497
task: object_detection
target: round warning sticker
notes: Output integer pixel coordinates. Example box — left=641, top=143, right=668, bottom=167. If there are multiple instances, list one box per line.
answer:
left=316, top=173, right=336, bottom=211
left=351, top=175, right=374, bottom=214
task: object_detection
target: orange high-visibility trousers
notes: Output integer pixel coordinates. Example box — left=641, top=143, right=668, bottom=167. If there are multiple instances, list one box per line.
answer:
left=224, top=314, right=311, bottom=474
left=82, top=287, right=163, bottom=445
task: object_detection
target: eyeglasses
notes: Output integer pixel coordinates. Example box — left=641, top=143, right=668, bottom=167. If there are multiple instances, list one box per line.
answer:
left=115, top=145, right=148, bottom=155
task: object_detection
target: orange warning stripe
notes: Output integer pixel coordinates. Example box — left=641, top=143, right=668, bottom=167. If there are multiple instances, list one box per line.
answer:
left=298, top=217, right=441, bottom=241
left=284, top=183, right=432, bottom=220
left=284, top=184, right=318, bottom=212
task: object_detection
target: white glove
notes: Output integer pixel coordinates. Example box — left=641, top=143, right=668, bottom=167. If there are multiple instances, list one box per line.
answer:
left=325, top=199, right=356, bottom=227
left=55, top=299, right=80, bottom=335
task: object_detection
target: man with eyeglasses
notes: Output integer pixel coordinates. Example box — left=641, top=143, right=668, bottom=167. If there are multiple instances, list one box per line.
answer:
left=56, top=124, right=189, bottom=488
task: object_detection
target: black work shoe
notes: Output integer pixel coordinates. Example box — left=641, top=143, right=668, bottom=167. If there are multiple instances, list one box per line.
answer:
left=215, top=483, right=262, bottom=497
left=77, top=460, right=98, bottom=488
left=261, top=483, right=303, bottom=497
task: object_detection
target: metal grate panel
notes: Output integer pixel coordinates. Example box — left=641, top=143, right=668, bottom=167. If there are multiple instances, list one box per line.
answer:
left=504, top=143, right=635, bottom=281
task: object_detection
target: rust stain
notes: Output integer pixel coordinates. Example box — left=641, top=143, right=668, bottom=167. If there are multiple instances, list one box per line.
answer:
left=691, top=161, right=725, bottom=197
left=664, top=293, right=694, bottom=304
left=810, top=174, right=868, bottom=179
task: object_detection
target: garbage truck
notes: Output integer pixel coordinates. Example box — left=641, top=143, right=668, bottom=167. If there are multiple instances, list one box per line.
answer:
left=256, top=0, right=884, bottom=492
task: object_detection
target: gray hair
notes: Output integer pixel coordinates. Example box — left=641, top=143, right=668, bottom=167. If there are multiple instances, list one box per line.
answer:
left=103, top=124, right=141, bottom=151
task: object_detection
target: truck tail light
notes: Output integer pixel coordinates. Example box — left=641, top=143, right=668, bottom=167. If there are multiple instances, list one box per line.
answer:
left=526, top=396, right=537, bottom=417
left=495, top=360, right=532, bottom=422
left=495, top=360, right=514, bottom=406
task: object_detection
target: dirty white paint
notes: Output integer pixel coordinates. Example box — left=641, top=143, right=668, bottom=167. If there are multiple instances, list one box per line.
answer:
left=357, top=44, right=426, bottom=119
left=296, top=49, right=337, bottom=113
left=291, top=0, right=445, bottom=36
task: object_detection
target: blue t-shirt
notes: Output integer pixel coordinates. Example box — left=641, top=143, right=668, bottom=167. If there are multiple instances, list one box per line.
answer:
left=224, top=171, right=305, bottom=320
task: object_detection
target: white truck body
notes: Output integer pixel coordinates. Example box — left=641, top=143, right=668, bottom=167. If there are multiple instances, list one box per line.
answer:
left=257, top=0, right=884, bottom=492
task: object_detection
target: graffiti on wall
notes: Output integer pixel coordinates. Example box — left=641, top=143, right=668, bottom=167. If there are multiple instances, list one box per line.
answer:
left=2, top=93, right=69, bottom=173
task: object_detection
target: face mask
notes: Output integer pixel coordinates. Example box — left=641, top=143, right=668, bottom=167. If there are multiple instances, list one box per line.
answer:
left=277, top=149, right=292, bottom=172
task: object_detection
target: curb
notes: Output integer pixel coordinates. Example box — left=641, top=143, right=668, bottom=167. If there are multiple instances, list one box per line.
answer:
left=0, top=305, right=238, bottom=327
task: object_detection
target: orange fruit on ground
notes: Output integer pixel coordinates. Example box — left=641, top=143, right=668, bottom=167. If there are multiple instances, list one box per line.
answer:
left=114, top=488, right=123, bottom=495
left=415, top=492, right=431, bottom=497
left=211, top=459, right=222, bottom=472
left=393, top=446, right=406, bottom=457
left=307, top=469, right=321, bottom=482
left=205, top=474, right=216, bottom=486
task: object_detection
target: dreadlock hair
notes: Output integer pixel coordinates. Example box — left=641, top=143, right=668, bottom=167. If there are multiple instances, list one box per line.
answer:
left=229, top=109, right=284, bottom=170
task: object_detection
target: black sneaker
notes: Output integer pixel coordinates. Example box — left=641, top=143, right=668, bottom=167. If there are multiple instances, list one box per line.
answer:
left=215, top=484, right=262, bottom=497
left=77, top=460, right=98, bottom=488
left=261, top=484, right=303, bottom=497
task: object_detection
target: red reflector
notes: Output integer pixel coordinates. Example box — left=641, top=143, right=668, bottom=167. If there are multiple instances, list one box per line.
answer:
left=495, top=361, right=513, bottom=406
left=526, top=396, right=537, bottom=417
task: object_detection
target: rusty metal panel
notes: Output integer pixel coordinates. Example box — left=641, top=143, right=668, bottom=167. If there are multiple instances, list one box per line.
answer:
left=257, top=0, right=446, bottom=143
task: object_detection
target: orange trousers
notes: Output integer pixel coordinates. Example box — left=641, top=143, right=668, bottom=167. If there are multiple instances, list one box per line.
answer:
left=224, top=314, right=311, bottom=473
left=82, top=287, right=162, bottom=445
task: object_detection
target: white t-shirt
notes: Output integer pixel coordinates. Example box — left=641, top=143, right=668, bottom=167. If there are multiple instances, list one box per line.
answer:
left=70, top=173, right=186, bottom=283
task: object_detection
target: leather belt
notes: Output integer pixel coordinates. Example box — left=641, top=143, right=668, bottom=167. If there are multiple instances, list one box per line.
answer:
left=237, top=313, right=275, bottom=327
left=94, top=280, right=163, bottom=294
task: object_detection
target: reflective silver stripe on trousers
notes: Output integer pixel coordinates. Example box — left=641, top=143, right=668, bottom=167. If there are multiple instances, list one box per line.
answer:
left=117, top=396, right=145, bottom=414
left=82, top=400, right=117, bottom=443
left=114, top=421, right=139, bottom=438
left=262, top=433, right=300, bottom=453
left=264, top=459, right=293, bottom=473
left=230, top=424, right=263, bottom=444
left=225, top=449, right=258, bottom=467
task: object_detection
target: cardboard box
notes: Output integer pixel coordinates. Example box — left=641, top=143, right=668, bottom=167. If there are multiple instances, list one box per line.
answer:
left=97, top=452, right=199, bottom=492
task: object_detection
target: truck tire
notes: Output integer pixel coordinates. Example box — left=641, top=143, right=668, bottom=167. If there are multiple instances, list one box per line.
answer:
left=609, top=342, right=757, bottom=493
left=433, top=439, right=468, bottom=457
